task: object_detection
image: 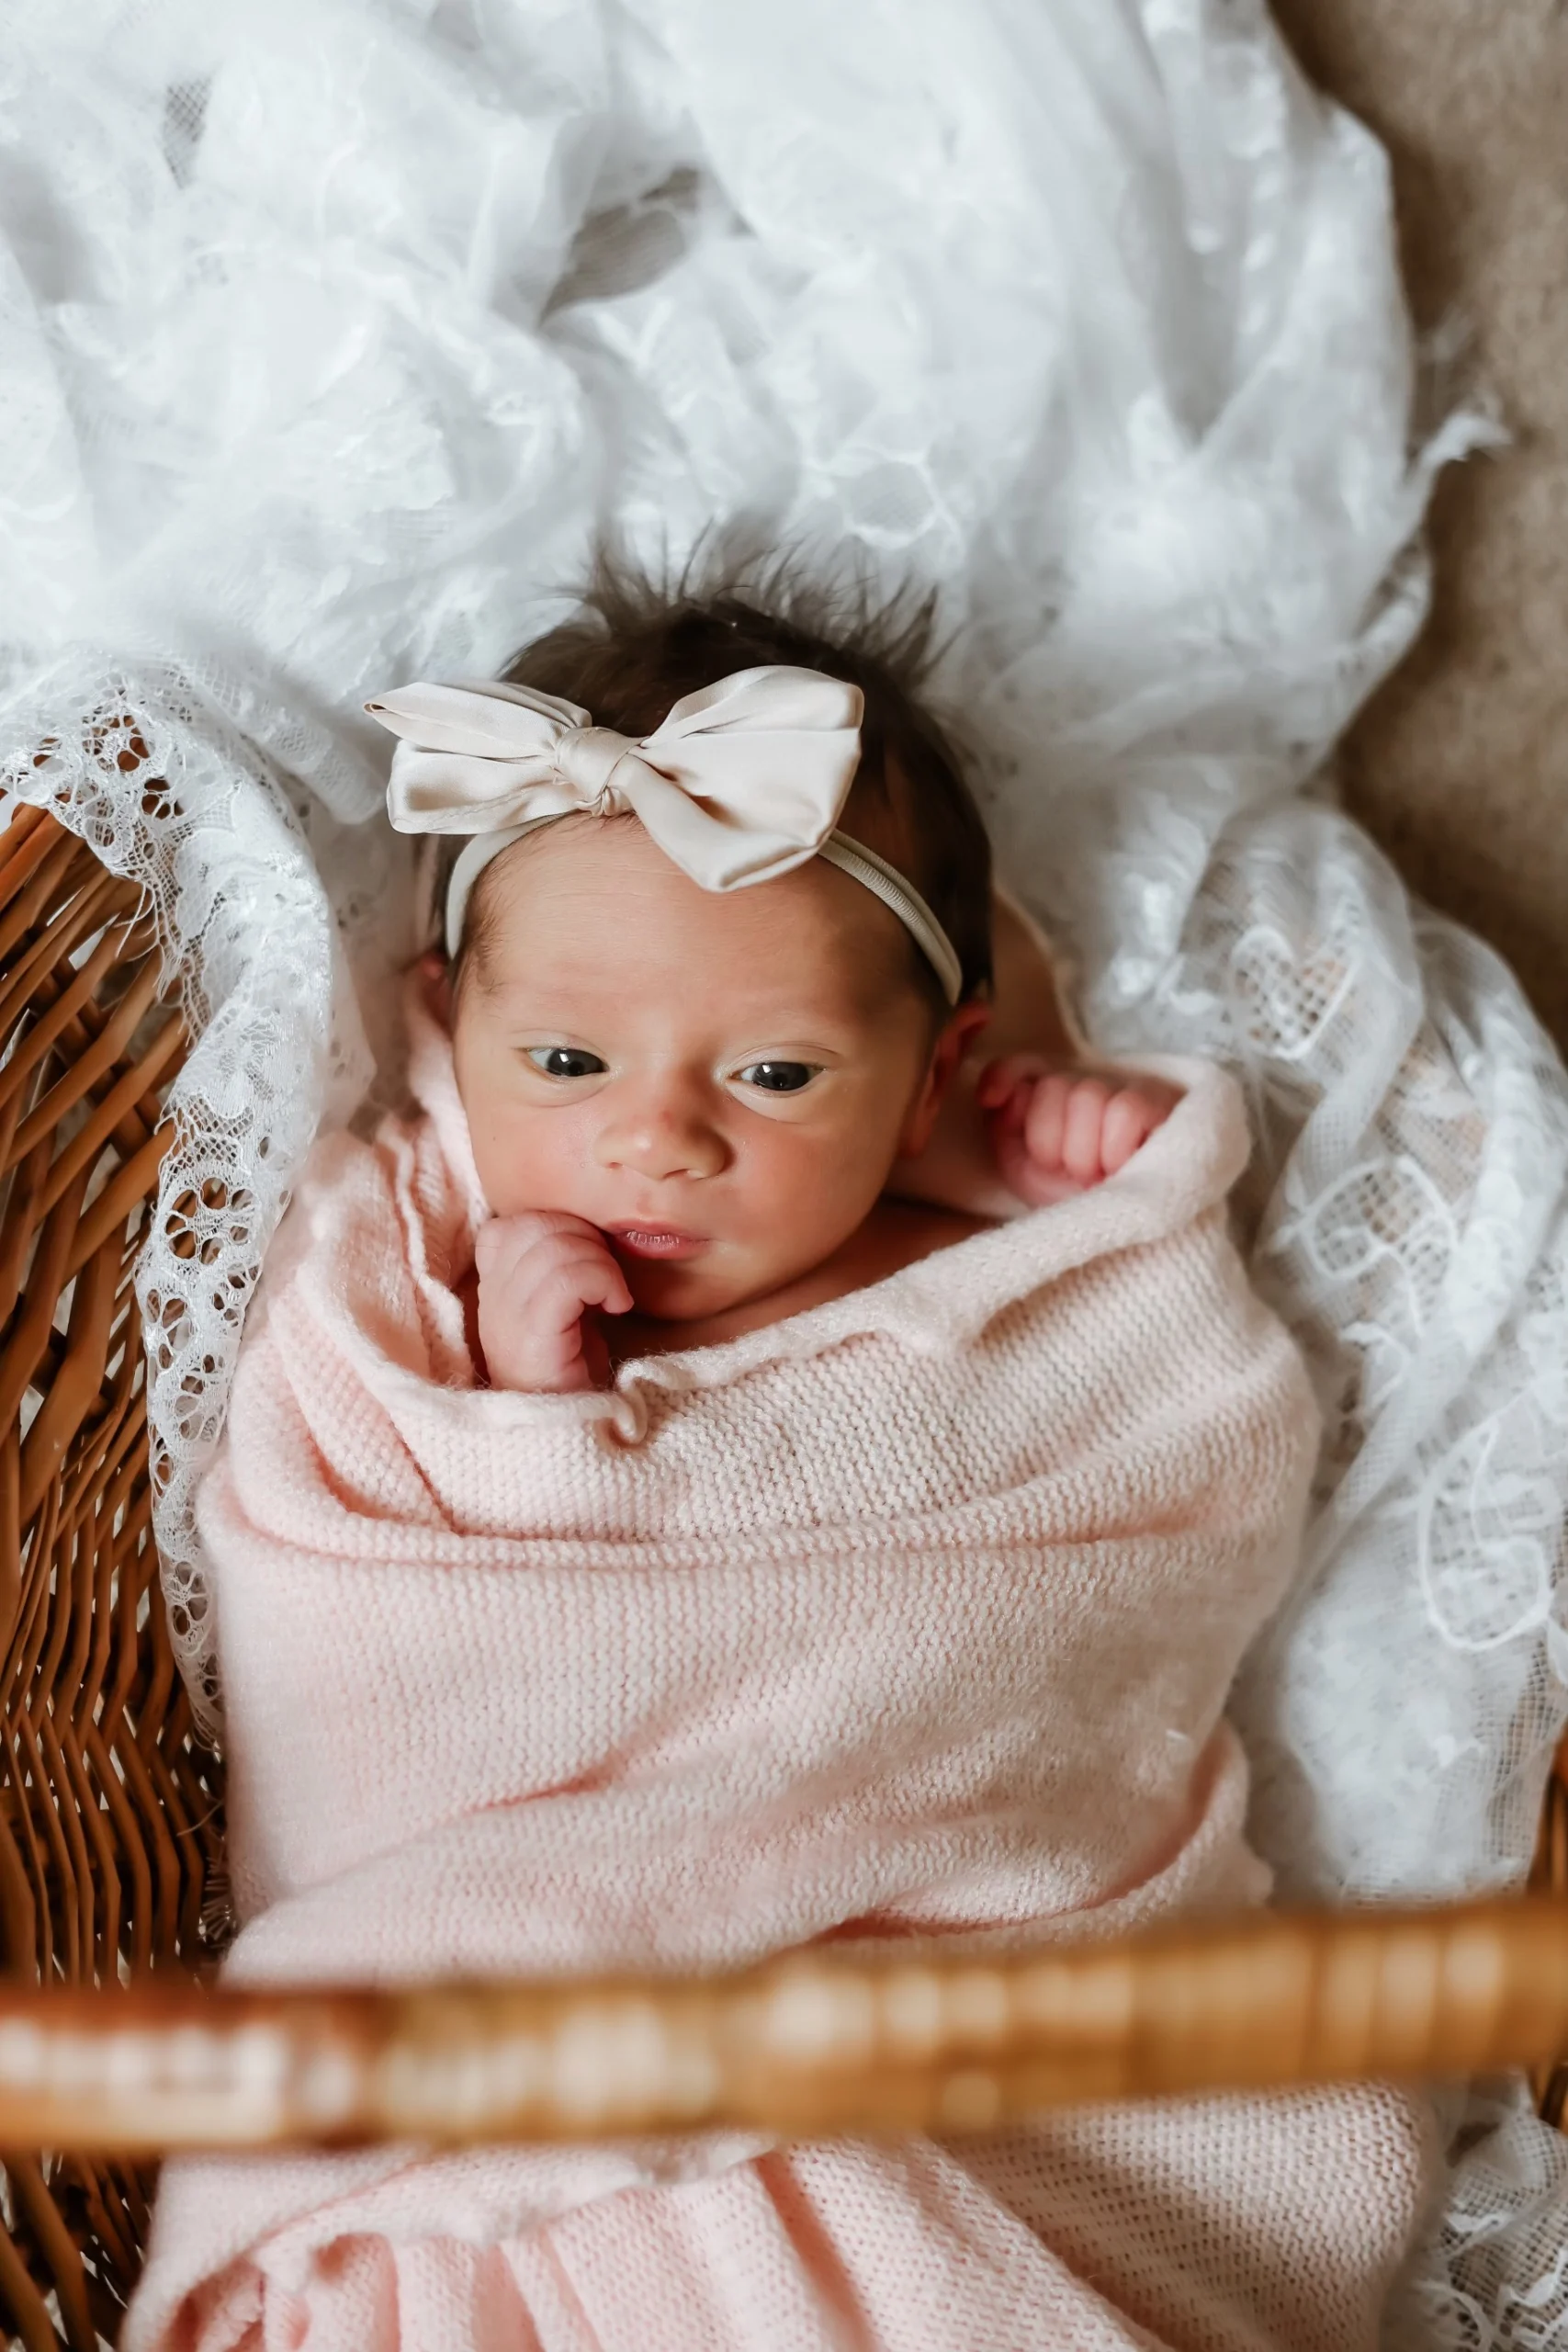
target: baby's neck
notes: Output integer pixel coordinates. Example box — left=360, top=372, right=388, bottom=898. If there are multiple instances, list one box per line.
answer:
left=606, top=1193, right=992, bottom=1362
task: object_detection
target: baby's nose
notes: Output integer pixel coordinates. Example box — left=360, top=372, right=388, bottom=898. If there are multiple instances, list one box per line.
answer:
left=594, top=1090, right=728, bottom=1182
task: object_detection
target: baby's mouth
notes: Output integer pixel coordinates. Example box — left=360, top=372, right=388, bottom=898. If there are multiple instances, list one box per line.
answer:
left=604, top=1224, right=707, bottom=1262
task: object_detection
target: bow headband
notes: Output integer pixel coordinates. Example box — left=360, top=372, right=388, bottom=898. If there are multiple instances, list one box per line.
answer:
left=365, top=664, right=964, bottom=1004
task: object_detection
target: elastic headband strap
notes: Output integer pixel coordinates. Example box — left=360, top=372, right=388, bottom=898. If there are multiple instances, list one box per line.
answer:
left=445, top=822, right=964, bottom=1005
left=817, top=835, right=964, bottom=1006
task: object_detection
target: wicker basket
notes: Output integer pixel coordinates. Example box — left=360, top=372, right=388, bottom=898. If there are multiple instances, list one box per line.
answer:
left=0, top=806, right=221, bottom=2349
left=0, top=798, right=1562, bottom=2348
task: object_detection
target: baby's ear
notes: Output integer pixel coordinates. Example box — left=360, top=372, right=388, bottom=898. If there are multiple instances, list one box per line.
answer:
left=414, top=947, right=455, bottom=1031
left=898, top=1000, right=992, bottom=1159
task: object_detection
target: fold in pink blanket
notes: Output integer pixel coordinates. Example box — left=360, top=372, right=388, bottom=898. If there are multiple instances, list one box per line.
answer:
left=128, top=1022, right=1431, bottom=2352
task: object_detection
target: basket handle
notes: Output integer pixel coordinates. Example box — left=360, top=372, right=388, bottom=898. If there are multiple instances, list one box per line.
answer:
left=0, top=1895, right=1562, bottom=2153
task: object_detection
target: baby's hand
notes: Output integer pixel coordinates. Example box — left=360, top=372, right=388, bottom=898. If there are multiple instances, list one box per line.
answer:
left=474, top=1211, right=632, bottom=1393
left=976, top=1056, right=1179, bottom=1208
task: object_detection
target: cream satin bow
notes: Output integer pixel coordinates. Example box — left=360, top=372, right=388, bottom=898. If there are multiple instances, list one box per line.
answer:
left=366, top=666, right=865, bottom=894
left=365, top=662, right=965, bottom=1002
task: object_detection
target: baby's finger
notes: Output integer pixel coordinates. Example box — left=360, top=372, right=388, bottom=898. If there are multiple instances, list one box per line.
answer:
left=1100, top=1090, right=1161, bottom=1174
left=476, top=1208, right=603, bottom=1281
left=987, top=1078, right=1032, bottom=1155
left=988, top=1100, right=1079, bottom=1207
left=526, top=1258, right=618, bottom=1339
left=1061, top=1078, right=1112, bottom=1187
left=975, top=1053, right=1053, bottom=1113
left=558, top=1240, right=635, bottom=1317
left=525, top=1241, right=632, bottom=1323
left=576, top=1254, right=635, bottom=1317
left=1022, top=1071, right=1073, bottom=1172
left=980, top=1080, right=1038, bottom=1203
left=987, top=1113, right=1033, bottom=1204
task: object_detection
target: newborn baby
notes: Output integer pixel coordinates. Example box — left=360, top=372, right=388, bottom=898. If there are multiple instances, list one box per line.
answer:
left=127, top=578, right=1427, bottom=2352
left=423, top=623, right=1176, bottom=1388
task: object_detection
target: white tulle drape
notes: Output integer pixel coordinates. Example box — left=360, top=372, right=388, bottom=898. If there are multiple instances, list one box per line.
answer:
left=2, top=1, right=1566, bottom=2341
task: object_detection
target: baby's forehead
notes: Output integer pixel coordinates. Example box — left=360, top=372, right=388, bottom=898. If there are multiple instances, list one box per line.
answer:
left=472, top=944, right=897, bottom=1039
left=472, top=817, right=912, bottom=1006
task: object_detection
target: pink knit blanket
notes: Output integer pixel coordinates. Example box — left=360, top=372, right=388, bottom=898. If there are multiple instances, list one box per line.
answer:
left=128, top=1028, right=1430, bottom=2352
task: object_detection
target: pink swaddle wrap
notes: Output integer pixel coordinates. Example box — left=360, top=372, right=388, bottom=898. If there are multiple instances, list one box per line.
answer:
left=127, top=1021, right=1431, bottom=2352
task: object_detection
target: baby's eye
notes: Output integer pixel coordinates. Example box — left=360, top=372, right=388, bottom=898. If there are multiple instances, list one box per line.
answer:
left=737, top=1060, right=819, bottom=1094
left=525, top=1046, right=607, bottom=1080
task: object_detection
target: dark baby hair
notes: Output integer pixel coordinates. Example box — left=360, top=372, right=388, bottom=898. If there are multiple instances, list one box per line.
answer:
left=450, top=558, right=994, bottom=1008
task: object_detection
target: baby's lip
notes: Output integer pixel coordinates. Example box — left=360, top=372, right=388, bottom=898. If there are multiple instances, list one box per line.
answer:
left=604, top=1224, right=707, bottom=1261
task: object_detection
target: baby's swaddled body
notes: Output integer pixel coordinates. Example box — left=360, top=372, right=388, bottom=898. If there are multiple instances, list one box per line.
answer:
left=127, top=1022, right=1431, bottom=2352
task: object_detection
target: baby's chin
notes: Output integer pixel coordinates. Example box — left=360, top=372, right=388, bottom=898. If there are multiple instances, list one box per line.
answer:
left=609, top=1241, right=793, bottom=1329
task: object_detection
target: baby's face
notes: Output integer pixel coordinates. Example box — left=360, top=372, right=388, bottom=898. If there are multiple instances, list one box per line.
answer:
left=449, top=817, right=955, bottom=1323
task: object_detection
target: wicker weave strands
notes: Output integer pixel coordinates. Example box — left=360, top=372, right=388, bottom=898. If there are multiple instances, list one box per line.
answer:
left=0, top=804, right=220, bottom=2346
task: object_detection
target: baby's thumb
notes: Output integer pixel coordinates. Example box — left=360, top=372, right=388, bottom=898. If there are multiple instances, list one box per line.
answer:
left=975, top=1052, right=1049, bottom=1112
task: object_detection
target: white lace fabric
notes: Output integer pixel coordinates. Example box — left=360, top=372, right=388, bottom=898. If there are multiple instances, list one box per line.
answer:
left=2, top=1, right=1566, bottom=2341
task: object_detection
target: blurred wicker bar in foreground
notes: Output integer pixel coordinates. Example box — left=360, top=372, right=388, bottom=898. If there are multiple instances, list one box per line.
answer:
left=0, top=1898, right=1566, bottom=2156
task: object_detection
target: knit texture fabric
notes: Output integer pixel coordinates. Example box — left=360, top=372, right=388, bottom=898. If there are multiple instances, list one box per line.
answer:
left=126, top=1023, right=1431, bottom=2352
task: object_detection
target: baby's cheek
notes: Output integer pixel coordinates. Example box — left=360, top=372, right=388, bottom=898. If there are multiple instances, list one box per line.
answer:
left=465, top=1104, right=578, bottom=1220
left=751, top=1119, right=896, bottom=1248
